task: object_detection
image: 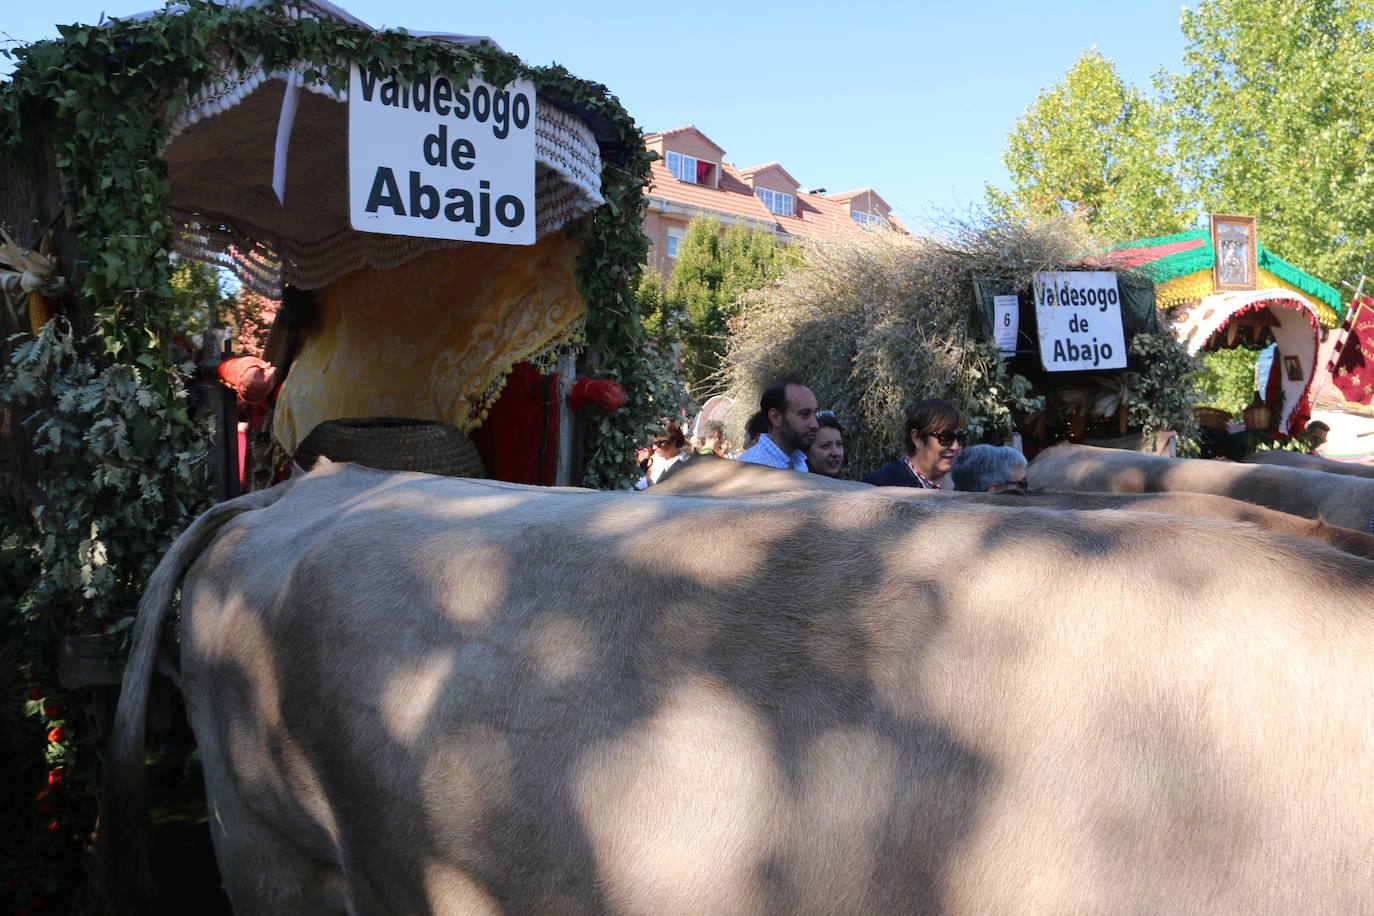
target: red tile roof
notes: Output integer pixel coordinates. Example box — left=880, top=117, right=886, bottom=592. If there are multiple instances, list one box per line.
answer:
left=644, top=126, right=905, bottom=239
left=738, top=162, right=801, bottom=189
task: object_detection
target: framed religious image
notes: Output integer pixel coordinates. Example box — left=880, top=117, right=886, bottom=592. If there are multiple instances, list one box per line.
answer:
left=1284, top=355, right=1303, bottom=381
left=1211, top=214, right=1258, bottom=291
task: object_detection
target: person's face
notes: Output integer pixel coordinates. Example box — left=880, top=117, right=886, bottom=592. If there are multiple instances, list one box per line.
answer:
left=988, top=466, right=1027, bottom=494
left=808, top=426, right=845, bottom=477
left=653, top=434, right=679, bottom=458
left=770, top=384, right=819, bottom=452
left=910, top=424, right=965, bottom=478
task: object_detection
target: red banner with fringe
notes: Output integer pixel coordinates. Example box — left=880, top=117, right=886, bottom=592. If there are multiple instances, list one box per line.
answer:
left=1330, top=294, right=1374, bottom=406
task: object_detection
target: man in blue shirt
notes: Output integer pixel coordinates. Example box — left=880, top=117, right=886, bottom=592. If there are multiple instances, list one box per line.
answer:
left=737, top=377, right=819, bottom=471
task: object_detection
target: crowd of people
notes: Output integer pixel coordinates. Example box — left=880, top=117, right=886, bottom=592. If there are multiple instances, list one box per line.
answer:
left=633, top=377, right=1029, bottom=493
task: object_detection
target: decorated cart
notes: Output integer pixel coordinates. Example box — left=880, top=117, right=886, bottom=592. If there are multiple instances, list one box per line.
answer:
left=1112, top=215, right=1344, bottom=437
left=0, top=2, right=657, bottom=903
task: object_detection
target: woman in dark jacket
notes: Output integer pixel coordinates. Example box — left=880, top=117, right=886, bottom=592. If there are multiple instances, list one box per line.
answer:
left=863, top=398, right=967, bottom=489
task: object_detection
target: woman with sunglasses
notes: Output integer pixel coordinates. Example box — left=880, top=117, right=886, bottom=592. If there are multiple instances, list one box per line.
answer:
left=863, top=398, right=968, bottom=488
left=632, top=421, right=689, bottom=490
left=807, top=411, right=846, bottom=478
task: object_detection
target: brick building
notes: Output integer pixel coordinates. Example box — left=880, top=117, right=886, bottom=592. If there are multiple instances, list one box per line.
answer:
left=642, top=125, right=904, bottom=280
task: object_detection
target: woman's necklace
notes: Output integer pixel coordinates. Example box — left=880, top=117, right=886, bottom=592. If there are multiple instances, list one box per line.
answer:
left=904, top=456, right=938, bottom=488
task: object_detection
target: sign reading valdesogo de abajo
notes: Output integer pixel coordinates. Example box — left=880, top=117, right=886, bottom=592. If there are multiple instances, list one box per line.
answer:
left=349, top=64, right=536, bottom=244
left=1032, top=271, right=1127, bottom=372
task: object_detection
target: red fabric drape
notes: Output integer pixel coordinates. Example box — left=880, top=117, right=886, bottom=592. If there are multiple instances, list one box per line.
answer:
left=470, top=362, right=561, bottom=485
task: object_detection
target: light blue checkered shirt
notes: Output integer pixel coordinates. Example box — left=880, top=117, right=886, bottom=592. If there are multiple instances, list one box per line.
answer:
left=737, top=433, right=810, bottom=472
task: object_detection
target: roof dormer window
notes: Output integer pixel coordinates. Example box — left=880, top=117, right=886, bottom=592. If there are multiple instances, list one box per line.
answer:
left=756, top=188, right=795, bottom=217
left=666, top=151, right=717, bottom=187
left=851, top=210, right=888, bottom=230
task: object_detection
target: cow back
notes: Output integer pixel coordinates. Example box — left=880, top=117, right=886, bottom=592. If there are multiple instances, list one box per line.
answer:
left=1243, top=448, right=1374, bottom=479
left=124, top=462, right=1374, bottom=914
left=1028, top=443, right=1374, bottom=532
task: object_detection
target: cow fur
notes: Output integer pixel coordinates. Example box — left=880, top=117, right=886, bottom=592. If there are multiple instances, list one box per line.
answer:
left=654, top=455, right=1374, bottom=559
left=107, top=460, right=1374, bottom=914
left=1243, top=448, right=1374, bottom=479
left=1028, top=442, right=1374, bottom=532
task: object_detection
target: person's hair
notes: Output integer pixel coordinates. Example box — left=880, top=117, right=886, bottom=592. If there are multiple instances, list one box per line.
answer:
left=817, top=412, right=843, bottom=435
left=1307, top=420, right=1331, bottom=435
left=903, top=398, right=966, bottom=455
left=705, top=420, right=725, bottom=438
left=950, top=444, right=1027, bottom=492
left=658, top=420, right=686, bottom=449
left=760, top=375, right=805, bottom=424
left=743, top=410, right=771, bottom=449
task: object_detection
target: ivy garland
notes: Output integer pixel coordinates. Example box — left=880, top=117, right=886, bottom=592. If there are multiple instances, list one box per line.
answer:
left=0, top=1, right=652, bottom=901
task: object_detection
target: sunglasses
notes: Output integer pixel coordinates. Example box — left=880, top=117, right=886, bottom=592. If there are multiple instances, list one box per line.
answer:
left=652, top=439, right=671, bottom=447
left=924, top=428, right=969, bottom=447
left=816, top=410, right=836, bottom=420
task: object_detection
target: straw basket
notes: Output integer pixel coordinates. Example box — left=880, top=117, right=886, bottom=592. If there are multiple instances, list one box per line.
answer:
left=1194, top=407, right=1233, bottom=432
left=292, top=417, right=486, bottom=478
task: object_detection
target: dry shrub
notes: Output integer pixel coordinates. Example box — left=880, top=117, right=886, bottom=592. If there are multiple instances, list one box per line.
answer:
left=723, top=217, right=1091, bottom=476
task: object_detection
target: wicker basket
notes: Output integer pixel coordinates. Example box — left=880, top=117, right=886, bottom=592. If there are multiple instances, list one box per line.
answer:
left=292, top=417, right=485, bottom=478
left=1194, top=407, right=1234, bottom=431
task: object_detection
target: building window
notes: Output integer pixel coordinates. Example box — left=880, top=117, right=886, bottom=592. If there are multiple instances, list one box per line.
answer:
left=756, top=187, right=795, bottom=216
left=666, top=151, right=716, bottom=187
left=666, top=229, right=686, bottom=258
left=851, top=210, right=888, bottom=230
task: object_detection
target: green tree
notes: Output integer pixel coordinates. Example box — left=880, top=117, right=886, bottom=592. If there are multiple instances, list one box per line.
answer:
left=988, top=49, right=1193, bottom=239
left=1165, top=0, right=1374, bottom=284
left=1195, top=347, right=1261, bottom=414
left=664, top=217, right=794, bottom=394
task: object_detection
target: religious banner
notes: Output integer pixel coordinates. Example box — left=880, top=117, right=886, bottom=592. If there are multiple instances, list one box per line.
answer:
left=1329, top=294, right=1374, bottom=406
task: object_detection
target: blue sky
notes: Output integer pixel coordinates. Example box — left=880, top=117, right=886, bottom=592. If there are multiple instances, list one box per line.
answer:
left=2, top=1, right=1191, bottom=229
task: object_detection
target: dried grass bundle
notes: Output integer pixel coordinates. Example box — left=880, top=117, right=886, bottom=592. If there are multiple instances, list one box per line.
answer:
left=722, top=217, right=1092, bottom=476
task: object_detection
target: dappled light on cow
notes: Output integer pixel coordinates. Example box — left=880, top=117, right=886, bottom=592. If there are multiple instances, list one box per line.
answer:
left=573, top=675, right=783, bottom=913
left=380, top=650, right=457, bottom=745
left=106, top=462, right=1374, bottom=914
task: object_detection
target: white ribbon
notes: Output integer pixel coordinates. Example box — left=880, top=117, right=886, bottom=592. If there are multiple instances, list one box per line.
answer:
left=272, top=68, right=300, bottom=205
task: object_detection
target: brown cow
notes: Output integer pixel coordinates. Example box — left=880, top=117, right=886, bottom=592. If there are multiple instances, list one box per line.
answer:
left=107, top=461, right=1374, bottom=914
left=654, top=455, right=1374, bottom=558
left=1028, top=442, right=1374, bottom=533
left=1243, top=448, right=1374, bottom=479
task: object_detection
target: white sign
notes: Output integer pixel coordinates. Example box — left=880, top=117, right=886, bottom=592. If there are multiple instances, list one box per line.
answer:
left=1032, top=271, right=1127, bottom=371
left=993, top=294, right=1019, bottom=357
left=348, top=64, right=536, bottom=244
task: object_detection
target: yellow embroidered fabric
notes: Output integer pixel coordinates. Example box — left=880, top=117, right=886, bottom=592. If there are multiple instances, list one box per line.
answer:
left=1158, top=268, right=1339, bottom=327
left=274, top=232, right=586, bottom=455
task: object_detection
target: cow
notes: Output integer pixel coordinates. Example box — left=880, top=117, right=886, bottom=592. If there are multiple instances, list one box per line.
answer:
left=1028, top=442, right=1374, bottom=533
left=105, top=460, right=1374, bottom=914
left=1243, top=447, right=1374, bottom=479
left=653, top=455, right=1374, bottom=559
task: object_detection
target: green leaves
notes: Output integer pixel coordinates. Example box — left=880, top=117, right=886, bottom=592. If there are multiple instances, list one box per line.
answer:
left=994, top=3, right=1374, bottom=286
left=990, top=49, right=1192, bottom=239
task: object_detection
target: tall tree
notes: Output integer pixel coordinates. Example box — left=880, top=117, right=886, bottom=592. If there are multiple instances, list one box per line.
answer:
left=1165, top=0, right=1374, bottom=284
left=988, top=49, right=1193, bottom=239
left=660, top=218, right=795, bottom=394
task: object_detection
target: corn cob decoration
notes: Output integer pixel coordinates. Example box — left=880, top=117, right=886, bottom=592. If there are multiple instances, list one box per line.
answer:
left=0, top=226, right=65, bottom=333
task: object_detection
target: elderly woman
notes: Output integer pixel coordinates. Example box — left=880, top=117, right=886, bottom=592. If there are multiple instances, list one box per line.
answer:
left=950, top=444, right=1028, bottom=493
left=807, top=411, right=846, bottom=478
left=633, top=421, right=689, bottom=489
left=863, top=398, right=967, bottom=489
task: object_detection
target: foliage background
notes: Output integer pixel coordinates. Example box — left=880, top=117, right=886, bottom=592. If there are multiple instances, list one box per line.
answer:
left=641, top=217, right=797, bottom=397
left=990, top=0, right=1374, bottom=288
left=1195, top=347, right=1262, bottom=415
